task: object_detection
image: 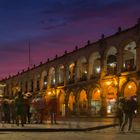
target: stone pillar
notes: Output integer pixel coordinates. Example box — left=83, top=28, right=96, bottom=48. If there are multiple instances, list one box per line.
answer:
left=117, top=47, right=123, bottom=73
left=9, top=83, right=12, bottom=96
left=33, top=78, right=37, bottom=93
left=88, top=98, right=92, bottom=116
left=100, top=53, right=106, bottom=79
left=55, top=67, right=59, bottom=86
left=65, top=97, right=69, bottom=117
left=87, top=62, right=91, bottom=80
left=75, top=64, right=79, bottom=82
left=47, top=71, right=51, bottom=89
left=64, top=65, right=69, bottom=85
left=100, top=93, right=107, bottom=116
left=136, top=41, right=140, bottom=71
left=137, top=82, right=140, bottom=116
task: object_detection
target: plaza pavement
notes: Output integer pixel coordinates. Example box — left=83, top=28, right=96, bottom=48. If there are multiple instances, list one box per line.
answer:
left=0, top=117, right=139, bottom=132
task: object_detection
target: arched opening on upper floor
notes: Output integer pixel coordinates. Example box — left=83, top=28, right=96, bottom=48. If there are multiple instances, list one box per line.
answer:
left=123, top=41, right=136, bottom=72
left=105, top=46, right=117, bottom=75
left=40, top=70, right=48, bottom=90
left=77, top=56, right=88, bottom=81
left=58, top=65, right=65, bottom=86
left=68, top=62, right=75, bottom=83
left=48, top=67, right=55, bottom=87
left=89, top=52, right=101, bottom=79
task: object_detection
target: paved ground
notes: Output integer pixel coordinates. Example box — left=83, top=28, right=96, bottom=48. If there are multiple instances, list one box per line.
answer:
left=0, top=117, right=139, bottom=140
left=0, top=126, right=140, bottom=140
left=0, top=117, right=116, bottom=130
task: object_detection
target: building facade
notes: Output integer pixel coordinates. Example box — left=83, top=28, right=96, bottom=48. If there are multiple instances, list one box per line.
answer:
left=1, top=20, right=140, bottom=117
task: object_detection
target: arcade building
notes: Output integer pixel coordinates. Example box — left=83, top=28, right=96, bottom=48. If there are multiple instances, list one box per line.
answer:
left=1, top=19, right=140, bottom=117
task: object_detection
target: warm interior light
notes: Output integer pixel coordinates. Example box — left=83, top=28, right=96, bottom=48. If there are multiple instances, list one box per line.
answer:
left=128, top=85, right=132, bottom=89
left=48, top=91, right=51, bottom=95
left=106, top=81, right=111, bottom=85
left=97, top=89, right=100, bottom=93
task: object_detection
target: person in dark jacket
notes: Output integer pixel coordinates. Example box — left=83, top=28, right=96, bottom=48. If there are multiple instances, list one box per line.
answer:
left=120, top=96, right=138, bottom=132
left=15, top=92, right=26, bottom=127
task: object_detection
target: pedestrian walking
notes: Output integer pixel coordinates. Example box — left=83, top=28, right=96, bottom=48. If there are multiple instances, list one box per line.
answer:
left=30, top=97, right=38, bottom=124
left=120, top=96, right=138, bottom=132
left=116, top=97, right=125, bottom=128
left=0, top=98, right=4, bottom=127
left=9, top=99, right=16, bottom=125
left=3, top=98, right=10, bottom=123
left=49, top=95, right=57, bottom=124
left=36, top=96, right=46, bottom=124
left=15, top=92, right=26, bottom=127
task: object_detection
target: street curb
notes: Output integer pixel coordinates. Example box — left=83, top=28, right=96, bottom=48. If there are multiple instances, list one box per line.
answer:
left=0, top=124, right=118, bottom=132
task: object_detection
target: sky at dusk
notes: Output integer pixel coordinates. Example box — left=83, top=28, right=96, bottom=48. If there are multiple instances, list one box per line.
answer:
left=0, top=0, right=140, bottom=79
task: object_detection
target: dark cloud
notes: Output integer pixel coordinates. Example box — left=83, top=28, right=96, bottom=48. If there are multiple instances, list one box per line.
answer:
left=41, top=0, right=140, bottom=30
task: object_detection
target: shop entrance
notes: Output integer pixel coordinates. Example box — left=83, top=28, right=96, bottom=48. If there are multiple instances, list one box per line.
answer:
left=58, top=91, right=65, bottom=116
left=78, top=89, right=88, bottom=115
left=90, top=88, right=101, bottom=115
left=68, top=92, right=75, bottom=115
left=106, top=86, right=117, bottom=114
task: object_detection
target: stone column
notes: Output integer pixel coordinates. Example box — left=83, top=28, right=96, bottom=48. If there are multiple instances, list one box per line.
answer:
left=117, top=47, right=123, bottom=74
left=136, top=82, right=140, bottom=116
left=87, top=62, right=91, bottom=80
left=55, top=67, right=59, bottom=86
left=100, top=93, right=107, bottom=116
left=136, top=41, right=140, bottom=71
left=75, top=64, right=79, bottom=83
left=64, top=65, right=69, bottom=85
left=100, top=53, right=106, bottom=79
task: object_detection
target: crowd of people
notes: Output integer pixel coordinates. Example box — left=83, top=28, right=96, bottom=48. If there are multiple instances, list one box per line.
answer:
left=0, top=91, right=58, bottom=127
left=0, top=91, right=138, bottom=130
left=116, top=95, right=138, bottom=132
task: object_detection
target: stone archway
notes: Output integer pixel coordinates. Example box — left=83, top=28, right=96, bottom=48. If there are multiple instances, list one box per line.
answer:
left=78, top=89, right=88, bottom=115
left=90, top=88, right=101, bottom=115
left=58, top=90, right=65, bottom=116
left=106, top=86, right=117, bottom=114
left=68, top=92, right=76, bottom=115
left=123, top=81, right=137, bottom=99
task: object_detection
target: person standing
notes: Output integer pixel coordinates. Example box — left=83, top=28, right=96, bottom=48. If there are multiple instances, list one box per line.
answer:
left=120, top=96, right=138, bottom=132
left=49, top=95, right=57, bottom=124
left=116, top=97, right=125, bottom=128
left=0, top=98, right=4, bottom=127
left=15, top=92, right=26, bottom=127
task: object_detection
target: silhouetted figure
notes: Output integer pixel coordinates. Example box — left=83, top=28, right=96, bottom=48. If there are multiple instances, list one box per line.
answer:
left=3, top=99, right=10, bottom=123
left=116, top=97, right=125, bottom=128
left=121, top=96, right=138, bottom=132
left=49, top=96, right=57, bottom=124
left=15, top=92, right=26, bottom=127
left=9, top=99, right=16, bottom=124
